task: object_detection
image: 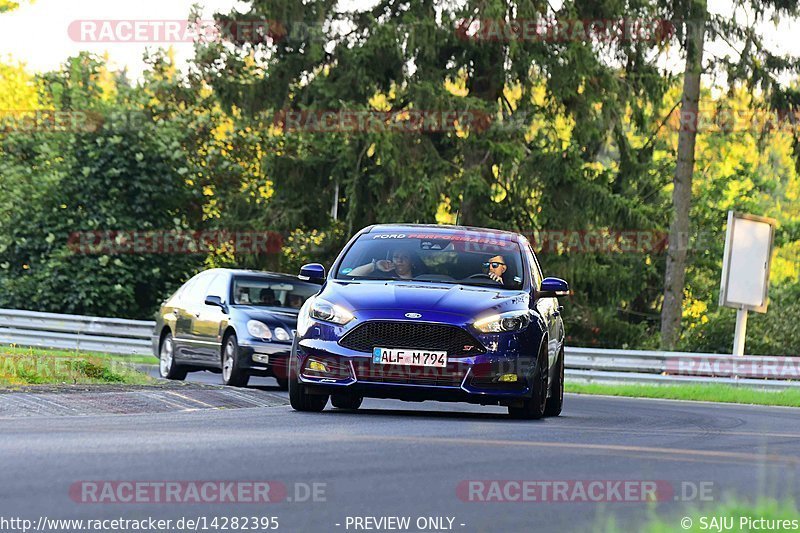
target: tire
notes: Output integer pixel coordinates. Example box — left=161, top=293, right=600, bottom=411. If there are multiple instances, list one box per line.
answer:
left=288, top=343, right=328, bottom=412
left=221, top=333, right=250, bottom=387
left=159, top=332, right=188, bottom=380
left=275, top=377, right=289, bottom=391
left=331, top=393, right=363, bottom=410
left=544, top=346, right=564, bottom=417
left=508, top=343, right=548, bottom=420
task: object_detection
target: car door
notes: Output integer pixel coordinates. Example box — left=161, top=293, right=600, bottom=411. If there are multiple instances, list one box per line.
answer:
left=171, top=275, right=199, bottom=361
left=179, top=271, right=217, bottom=363
left=190, top=272, right=230, bottom=364
left=528, top=245, right=559, bottom=367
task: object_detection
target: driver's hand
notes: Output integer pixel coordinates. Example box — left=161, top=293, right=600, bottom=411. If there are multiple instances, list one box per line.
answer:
left=376, top=260, right=395, bottom=272
left=488, top=272, right=503, bottom=284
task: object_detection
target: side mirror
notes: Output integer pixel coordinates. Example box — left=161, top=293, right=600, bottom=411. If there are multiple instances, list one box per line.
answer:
left=537, top=277, right=570, bottom=298
left=299, top=263, right=326, bottom=284
left=204, top=295, right=227, bottom=312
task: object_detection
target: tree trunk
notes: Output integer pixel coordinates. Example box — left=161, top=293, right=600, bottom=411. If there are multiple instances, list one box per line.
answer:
left=660, top=2, right=707, bottom=349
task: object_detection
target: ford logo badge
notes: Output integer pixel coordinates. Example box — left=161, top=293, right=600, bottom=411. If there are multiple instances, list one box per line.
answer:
left=404, top=312, right=422, bottom=319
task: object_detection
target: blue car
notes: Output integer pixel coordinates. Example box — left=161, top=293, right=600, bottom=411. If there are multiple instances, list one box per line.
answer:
left=289, top=225, right=569, bottom=419
left=153, top=269, right=320, bottom=389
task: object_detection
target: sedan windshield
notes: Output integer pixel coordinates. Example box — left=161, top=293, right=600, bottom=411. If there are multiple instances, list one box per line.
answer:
left=335, top=232, right=525, bottom=290
left=231, top=277, right=319, bottom=308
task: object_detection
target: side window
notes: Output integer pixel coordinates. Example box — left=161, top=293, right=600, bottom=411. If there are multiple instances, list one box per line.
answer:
left=206, top=273, right=229, bottom=302
left=173, top=275, right=199, bottom=303
left=185, top=272, right=216, bottom=305
left=527, top=245, right=543, bottom=289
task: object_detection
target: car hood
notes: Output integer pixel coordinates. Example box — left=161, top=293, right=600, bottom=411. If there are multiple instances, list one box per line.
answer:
left=320, top=280, right=529, bottom=319
left=234, top=306, right=299, bottom=328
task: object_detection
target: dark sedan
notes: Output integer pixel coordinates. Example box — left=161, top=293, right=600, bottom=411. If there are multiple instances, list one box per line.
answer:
left=152, top=269, right=320, bottom=388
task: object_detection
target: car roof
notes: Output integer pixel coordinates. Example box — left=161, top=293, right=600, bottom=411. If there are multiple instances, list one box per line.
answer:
left=363, top=223, right=522, bottom=241
left=199, top=268, right=307, bottom=281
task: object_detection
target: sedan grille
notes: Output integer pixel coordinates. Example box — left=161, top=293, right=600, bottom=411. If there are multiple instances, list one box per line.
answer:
left=339, top=320, right=485, bottom=356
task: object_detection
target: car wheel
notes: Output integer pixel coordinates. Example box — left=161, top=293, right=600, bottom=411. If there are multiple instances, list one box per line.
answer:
left=275, top=377, right=289, bottom=391
left=544, top=346, right=564, bottom=417
left=221, top=333, right=250, bottom=387
left=331, top=393, right=363, bottom=410
left=288, top=342, right=328, bottom=412
left=159, top=332, right=187, bottom=380
left=508, top=343, right=548, bottom=420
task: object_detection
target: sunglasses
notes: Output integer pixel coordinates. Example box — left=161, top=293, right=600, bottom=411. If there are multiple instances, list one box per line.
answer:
left=483, top=261, right=506, bottom=268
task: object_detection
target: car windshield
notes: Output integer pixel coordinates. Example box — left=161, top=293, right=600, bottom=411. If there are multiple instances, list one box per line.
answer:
left=335, top=232, right=525, bottom=290
left=231, top=277, right=318, bottom=308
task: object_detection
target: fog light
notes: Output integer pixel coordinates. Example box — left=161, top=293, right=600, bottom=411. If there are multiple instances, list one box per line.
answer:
left=252, top=353, right=270, bottom=364
left=498, top=374, right=518, bottom=383
left=308, top=360, right=328, bottom=373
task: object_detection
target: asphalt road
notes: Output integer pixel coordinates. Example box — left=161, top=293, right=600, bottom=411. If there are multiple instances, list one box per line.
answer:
left=1, top=369, right=799, bottom=532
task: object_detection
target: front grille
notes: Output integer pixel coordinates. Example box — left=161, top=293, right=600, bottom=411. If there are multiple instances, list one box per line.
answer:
left=339, top=321, right=485, bottom=356
left=353, top=361, right=467, bottom=387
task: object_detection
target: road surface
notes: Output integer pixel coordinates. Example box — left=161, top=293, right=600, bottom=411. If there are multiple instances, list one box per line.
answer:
left=0, top=369, right=798, bottom=532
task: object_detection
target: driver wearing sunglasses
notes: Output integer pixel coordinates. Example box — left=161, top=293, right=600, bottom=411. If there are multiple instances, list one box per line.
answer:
left=484, top=255, right=507, bottom=284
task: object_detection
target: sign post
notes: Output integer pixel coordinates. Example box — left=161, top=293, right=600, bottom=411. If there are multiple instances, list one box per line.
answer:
left=718, top=211, right=776, bottom=356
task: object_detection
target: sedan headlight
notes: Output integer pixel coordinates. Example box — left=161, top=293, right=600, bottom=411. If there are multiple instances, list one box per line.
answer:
left=247, top=320, right=272, bottom=339
left=273, top=327, right=291, bottom=342
left=473, top=310, right=532, bottom=333
left=309, top=298, right=354, bottom=325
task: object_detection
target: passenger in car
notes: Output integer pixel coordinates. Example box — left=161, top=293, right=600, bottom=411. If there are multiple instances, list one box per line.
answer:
left=349, top=248, right=420, bottom=280
left=484, top=255, right=508, bottom=285
left=259, top=288, right=280, bottom=306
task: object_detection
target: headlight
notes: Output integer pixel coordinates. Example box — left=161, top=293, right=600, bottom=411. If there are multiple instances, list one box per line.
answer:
left=273, top=327, right=291, bottom=342
left=473, top=310, right=532, bottom=333
left=247, top=320, right=272, bottom=339
left=309, top=298, right=354, bottom=325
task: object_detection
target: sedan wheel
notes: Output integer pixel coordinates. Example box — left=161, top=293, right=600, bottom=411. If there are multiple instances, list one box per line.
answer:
left=221, top=333, right=249, bottom=387
left=159, top=333, right=187, bottom=380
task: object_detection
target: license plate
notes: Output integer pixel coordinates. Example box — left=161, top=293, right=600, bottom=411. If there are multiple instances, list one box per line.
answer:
left=372, top=347, right=447, bottom=368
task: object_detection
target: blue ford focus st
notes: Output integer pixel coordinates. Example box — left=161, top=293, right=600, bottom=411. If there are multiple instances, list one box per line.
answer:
left=289, top=224, right=569, bottom=419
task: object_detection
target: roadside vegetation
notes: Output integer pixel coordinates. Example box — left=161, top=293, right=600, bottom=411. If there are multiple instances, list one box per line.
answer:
left=1, top=2, right=799, bottom=355
left=567, top=382, right=800, bottom=408
left=0, top=346, right=154, bottom=386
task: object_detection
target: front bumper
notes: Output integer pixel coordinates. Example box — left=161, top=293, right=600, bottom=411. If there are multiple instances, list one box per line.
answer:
left=238, top=341, right=292, bottom=378
left=294, top=337, right=539, bottom=406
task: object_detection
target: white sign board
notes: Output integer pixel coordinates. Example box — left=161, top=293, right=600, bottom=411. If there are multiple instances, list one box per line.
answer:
left=719, top=211, right=776, bottom=313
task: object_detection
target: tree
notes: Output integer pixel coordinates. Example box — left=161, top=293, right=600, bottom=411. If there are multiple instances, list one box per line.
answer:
left=659, top=0, right=800, bottom=348
left=661, top=0, right=707, bottom=349
left=0, top=54, right=205, bottom=318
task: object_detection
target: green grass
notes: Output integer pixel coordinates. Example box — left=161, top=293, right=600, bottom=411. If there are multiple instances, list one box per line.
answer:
left=0, top=345, right=155, bottom=386
left=566, top=382, right=800, bottom=408
left=606, top=499, right=800, bottom=532
left=1, top=345, right=158, bottom=365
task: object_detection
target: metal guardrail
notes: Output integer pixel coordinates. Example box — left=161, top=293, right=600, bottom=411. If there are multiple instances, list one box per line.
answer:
left=0, top=309, right=154, bottom=356
left=0, top=309, right=798, bottom=389
left=565, top=346, right=800, bottom=389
